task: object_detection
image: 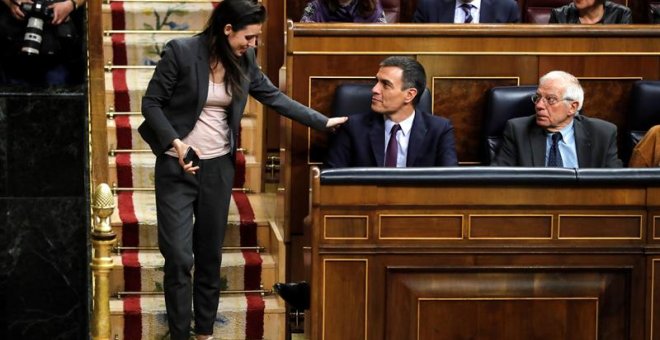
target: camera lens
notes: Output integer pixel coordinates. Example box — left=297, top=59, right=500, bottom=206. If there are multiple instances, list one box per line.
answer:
left=21, top=17, right=45, bottom=55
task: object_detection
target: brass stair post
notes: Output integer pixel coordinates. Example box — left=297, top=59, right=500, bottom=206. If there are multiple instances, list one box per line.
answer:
left=90, top=183, right=116, bottom=340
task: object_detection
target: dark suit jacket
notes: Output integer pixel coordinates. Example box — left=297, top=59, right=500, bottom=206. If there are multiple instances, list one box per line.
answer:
left=549, top=1, right=632, bottom=24
left=492, top=114, right=623, bottom=168
left=325, top=111, right=458, bottom=168
left=412, top=0, right=521, bottom=23
left=139, top=34, right=328, bottom=156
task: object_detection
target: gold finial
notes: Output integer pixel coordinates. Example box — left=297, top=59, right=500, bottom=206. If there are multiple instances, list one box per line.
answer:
left=92, top=183, right=115, bottom=234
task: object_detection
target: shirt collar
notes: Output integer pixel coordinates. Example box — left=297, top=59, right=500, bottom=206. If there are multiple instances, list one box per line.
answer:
left=548, top=119, right=574, bottom=141
left=384, top=111, right=416, bottom=136
left=456, top=0, right=481, bottom=10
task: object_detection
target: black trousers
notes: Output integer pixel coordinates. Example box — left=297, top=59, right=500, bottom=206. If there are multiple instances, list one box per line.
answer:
left=155, top=154, right=234, bottom=339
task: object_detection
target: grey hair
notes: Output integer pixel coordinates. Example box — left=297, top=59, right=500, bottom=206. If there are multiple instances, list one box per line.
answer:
left=539, top=70, right=584, bottom=111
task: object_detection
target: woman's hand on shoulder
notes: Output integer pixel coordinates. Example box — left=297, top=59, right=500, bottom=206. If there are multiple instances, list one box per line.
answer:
left=326, top=116, right=348, bottom=132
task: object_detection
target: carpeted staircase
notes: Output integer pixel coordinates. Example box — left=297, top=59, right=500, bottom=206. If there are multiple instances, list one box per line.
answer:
left=101, top=1, right=284, bottom=338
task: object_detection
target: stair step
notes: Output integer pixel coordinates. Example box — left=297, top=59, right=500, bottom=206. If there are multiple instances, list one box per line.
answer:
left=110, top=250, right=276, bottom=294
left=111, top=192, right=276, bottom=248
left=102, top=2, right=215, bottom=32
left=110, top=294, right=285, bottom=340
left=105, top=69, right=153, bottom=112
left=103, top=32, right=191, bottom=67
left=107, top=115, right=259, bottom=155
left=108, top=152, right=261, bottom=193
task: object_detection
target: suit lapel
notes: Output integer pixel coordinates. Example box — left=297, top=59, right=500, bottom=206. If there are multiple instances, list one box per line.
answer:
left=574, top=116, right=592, bottom=168
left=369, top=116, right=386, bottom=166
left=195, top=37, right=210, bottom=118
left=529, top=124, right=547, bottom=166
left=479, top=0, right=492, bottom=23
left=440, top=0, right=456, bottom=22
left=407, top=112, right=428, bottom=166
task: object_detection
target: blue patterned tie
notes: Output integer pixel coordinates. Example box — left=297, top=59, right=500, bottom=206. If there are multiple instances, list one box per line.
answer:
left=547, top=132, right=563, bottom=167
left=385, top=124, right=400, bottom=167
left=460, top=3, right=474, bottom=23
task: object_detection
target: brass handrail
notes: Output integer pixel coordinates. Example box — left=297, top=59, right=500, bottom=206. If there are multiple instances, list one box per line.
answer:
left=111, top=185, right=253, bottom=193
left=90, top=183, right=117, bottom=340
left=115, top=289, right=272, bottom=297
left=114, top=245, right=264, bottom=253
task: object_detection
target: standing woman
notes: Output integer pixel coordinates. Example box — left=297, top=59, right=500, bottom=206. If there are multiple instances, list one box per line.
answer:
left=549, top=0, right=632, bottom=24
left=139, top=0, right=347, bottom=339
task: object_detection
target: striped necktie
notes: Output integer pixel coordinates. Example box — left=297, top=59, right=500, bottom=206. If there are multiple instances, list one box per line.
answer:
left=460, top=3, right=474, bottom=23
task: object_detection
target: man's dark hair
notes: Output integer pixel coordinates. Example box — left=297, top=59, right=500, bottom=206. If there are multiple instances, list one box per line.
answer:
left=379, top=56, right=426, bottom=106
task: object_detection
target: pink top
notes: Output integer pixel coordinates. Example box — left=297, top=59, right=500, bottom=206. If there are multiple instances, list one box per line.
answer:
left=166, top=79, right=232, bottom=159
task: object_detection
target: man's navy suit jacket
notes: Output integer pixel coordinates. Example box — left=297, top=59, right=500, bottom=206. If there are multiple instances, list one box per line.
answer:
left=325, top=111, right=458, bottom=168
left=413, top=0, right=521, bottom=23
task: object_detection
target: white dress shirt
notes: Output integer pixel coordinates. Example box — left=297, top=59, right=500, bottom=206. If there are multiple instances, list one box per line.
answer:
left=454, top=0, right=481, bottom=23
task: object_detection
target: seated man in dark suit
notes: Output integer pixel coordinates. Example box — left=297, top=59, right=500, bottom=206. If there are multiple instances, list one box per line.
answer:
left=274, top=56, right=458, bottom=311
left=492, top=70, right=622, bottom=168
left=325, top=56, right=458, bottom=168
left=412, top=0, right=521, bottom=23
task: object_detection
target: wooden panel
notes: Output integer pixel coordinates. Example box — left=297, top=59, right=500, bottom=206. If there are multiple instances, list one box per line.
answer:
left=650, top=188, right=660, bottom=206
left=558, top=215, right=643, bottom=239
left=432, top=77, right=519, bottom=164
left=651, top=259, right=660, bottom=340
left=290, top=34, right=660, bottom=54
left=654, top=215, right=660, bottom=240
left=538, top=56, right=659, bottom=79
left=420, top=55, right=538, bottom=85
left=385, top=268, right=630, bottom=340
left=323, top=259, right=367, bottom=340
left=319, top=185, right=379, bottom=205
left=469, top=215, right=552, bottom=239
left=324, top=215, right=369, bottom=239
left=379, top=214, right=463, bottom=239
left=417, top=298, right=597, bottom=340
left=378, top=186, right=646, bottom=207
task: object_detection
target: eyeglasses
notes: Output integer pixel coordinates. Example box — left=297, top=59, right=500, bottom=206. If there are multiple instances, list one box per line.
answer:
left=531, top=94, right=571, bottom=106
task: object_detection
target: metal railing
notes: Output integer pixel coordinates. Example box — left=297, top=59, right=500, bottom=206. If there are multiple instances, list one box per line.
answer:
left=90, top=183, right=117, bottom=340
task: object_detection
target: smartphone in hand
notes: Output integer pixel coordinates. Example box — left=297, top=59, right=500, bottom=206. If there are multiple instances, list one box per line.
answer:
left=183, top=147, right=200, bottom=167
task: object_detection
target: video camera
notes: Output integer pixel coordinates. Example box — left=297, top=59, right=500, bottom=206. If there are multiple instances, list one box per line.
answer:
left=19, top=0, right=55, bottom=55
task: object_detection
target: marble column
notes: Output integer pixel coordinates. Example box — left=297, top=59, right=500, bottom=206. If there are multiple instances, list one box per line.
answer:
left=0, top=88, right=90, bottom=339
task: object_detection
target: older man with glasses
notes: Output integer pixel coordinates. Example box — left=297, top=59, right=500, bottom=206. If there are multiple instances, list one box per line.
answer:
left=492, top=70, right=622, bottom=168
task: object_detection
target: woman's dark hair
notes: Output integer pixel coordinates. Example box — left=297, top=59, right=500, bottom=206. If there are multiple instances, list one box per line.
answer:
left=327, top=0, right=377, bottom=19
left=200, top=0, right=266, bottom=98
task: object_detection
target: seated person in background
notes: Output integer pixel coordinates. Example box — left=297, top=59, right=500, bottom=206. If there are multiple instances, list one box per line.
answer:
left=629, top=125, right=660, bottom=167
left=413, top=0, right=520, bottom=23
left=300, top=0, right=387, bottom=23
left=325, top=56, right=458, bottom=168
left=549, top=0, right=632, bottom=24
left=492, top=70, right=622, bottom=168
